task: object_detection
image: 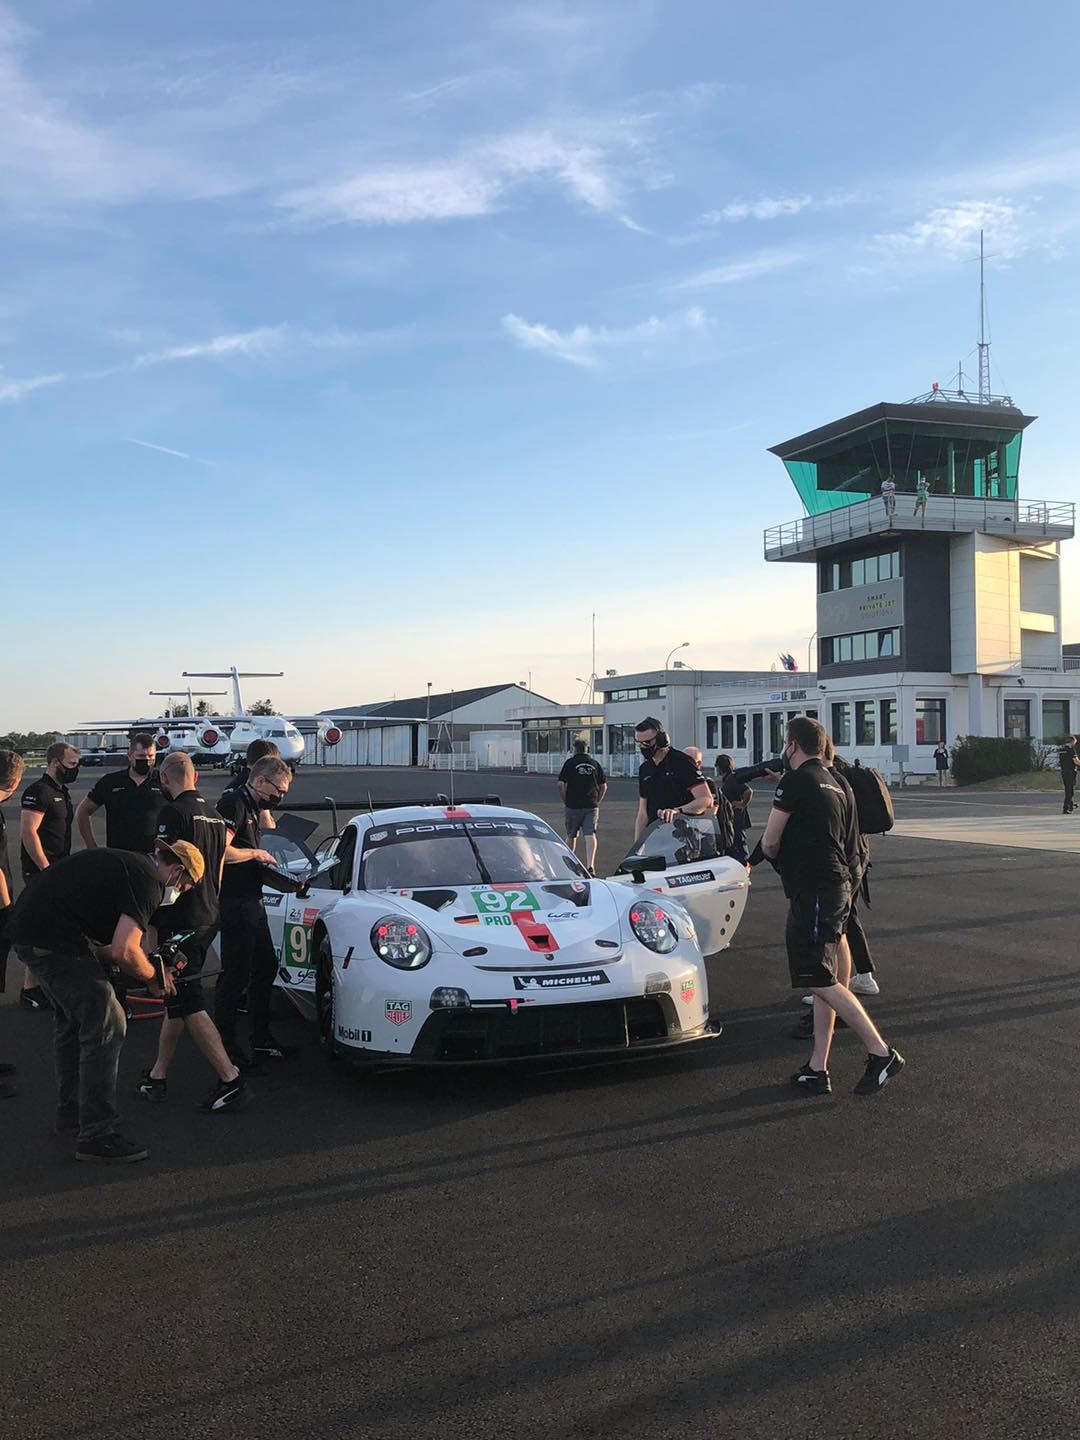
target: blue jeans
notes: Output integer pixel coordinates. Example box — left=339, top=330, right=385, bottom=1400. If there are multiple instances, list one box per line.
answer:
left=19, top=946, right=127, bottom=1139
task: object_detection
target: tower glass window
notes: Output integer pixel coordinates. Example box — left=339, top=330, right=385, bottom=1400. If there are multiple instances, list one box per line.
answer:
left=1042, top=699, right=1070, bottom=741
left=831, top=702, right=852, bottom=747
left=1003, top=700, right=1031, bottom=740
left=915, top=698, right=947, bottom=745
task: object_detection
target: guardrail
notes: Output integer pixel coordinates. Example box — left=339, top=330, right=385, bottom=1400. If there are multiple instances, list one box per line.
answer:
left=764, top=495, right=1075, bottom=558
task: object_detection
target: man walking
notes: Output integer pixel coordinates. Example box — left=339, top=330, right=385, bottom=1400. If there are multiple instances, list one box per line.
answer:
left=18, top=741, right=81, bottom=1010
left=557, top=739, right=607, bottom=874
left=8, top=840, right=202, bottom=1161
left=880, top=474, right=897, bottom=524
left=0, top=750, right=26, bottom=1098
left=216, top=755, right=294, bottom=1065
left=76, top=732, right=164, bottom=853
left=633, top=718, right=714, bottom=842
left=138, top=753, right=269, bottom=1111
left=760, top=716, right=904, bottom=1096
left=1059, top=737, right=1078, bottom=815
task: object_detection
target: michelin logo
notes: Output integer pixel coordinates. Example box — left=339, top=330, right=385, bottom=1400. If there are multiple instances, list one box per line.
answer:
left=512, top=971, right=609, bottom=991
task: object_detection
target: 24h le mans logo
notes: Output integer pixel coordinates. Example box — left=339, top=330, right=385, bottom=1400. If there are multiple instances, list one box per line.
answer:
left=385, top=999, right=412, bottom=1026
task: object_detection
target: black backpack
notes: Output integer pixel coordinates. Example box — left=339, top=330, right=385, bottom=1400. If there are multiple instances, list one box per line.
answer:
left=709, top=781, right=736, bottom=854
left=834, top=757, right=894, bottom=835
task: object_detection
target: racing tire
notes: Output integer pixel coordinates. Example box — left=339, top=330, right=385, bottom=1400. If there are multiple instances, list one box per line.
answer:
left=314, top=933, right=338, bottom=1060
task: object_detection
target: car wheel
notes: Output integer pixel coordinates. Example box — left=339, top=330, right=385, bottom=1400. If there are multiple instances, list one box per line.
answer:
left=315, top=933, right=337, bottom=1058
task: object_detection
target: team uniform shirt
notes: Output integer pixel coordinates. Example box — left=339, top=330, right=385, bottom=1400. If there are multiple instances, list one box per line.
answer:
left=1060, top=745, right=1078, bottom=775
left=20, top=772, right=73, bottom=879
left=558, top=754, right=606, bottom=808
left=86, top=769, right=165, bottom=852
left=638, top=749, right=707, bottom=824
left=9, top=849, right=163, bottom=955
left=155, top=789, right=230, bottom=931
left=217, top=786, right=265, bottom=901
left=0, top=806, right=11, bottom=897
left=771, top=759, right=858, bottom=898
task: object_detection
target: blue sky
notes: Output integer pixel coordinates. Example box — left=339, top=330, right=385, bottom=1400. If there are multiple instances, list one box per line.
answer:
left=4, top=0, right=1080, bottom=729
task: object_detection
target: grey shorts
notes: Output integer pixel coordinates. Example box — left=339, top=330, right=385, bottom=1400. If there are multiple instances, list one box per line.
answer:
left=565, top=807, right=600, bottom=838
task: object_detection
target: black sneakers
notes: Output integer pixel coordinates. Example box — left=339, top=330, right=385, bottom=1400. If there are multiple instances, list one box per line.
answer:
left=75, top=1133, right=150, bottom=1164
left=20, top=986, right=52, bottom=1011
left=791, top=1063, right=831, bottom=1095
left=252, top=1034, right=297, bottom=1060
left=137, top=1070, right=168, bottom=1103
left=199, top=1075, right=247, bottom=1113
left=854, top=1047, right=906, bottom=1095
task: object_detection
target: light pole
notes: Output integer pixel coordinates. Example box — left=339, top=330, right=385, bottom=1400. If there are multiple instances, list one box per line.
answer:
left=664, top=641, right=690, bottom=672
left=807, top=632, right=817, bottom=677
left=425, top=682, right=432, bottom=756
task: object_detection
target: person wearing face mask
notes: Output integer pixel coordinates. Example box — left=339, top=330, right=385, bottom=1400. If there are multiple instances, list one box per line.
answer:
left=215, top=755, right=294, bottom=1066
left=18, top=741, right=81, bottom=1011
left=0, top=749, right=27, bottom=1098
left=222, top=738, right=281, bottom=807
left=76, top=732, right=164, bottom=854
left=633, top=718, right=714, bottom=843
left=8, top=838, right=203, bottom=1162
left=138, top=752, right=277, bottom=1111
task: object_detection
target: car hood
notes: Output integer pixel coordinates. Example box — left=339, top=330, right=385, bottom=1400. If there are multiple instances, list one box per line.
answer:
left=369, top=880, right=625, bottom=964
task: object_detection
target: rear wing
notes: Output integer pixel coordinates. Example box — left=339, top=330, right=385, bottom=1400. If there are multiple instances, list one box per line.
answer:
left=274, top=794, right=504, bottom=837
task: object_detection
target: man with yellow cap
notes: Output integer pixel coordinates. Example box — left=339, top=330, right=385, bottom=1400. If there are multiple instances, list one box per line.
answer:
left=9, top=838, right=203, bottom=1163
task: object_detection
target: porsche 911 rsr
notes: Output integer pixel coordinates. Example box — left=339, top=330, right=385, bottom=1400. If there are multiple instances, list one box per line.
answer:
left=264, top=803, right=749, bottom=1067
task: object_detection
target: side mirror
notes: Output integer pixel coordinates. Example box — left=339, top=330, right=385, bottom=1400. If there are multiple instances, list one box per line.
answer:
left=615, top=854, right=667, bottom=878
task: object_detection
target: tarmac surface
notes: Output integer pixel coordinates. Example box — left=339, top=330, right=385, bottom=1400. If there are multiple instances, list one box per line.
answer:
left=2, top=767, right=1079, bottom=1440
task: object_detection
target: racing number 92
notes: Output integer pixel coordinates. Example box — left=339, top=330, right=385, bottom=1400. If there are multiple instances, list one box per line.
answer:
left=474, top=888, right=538, bottom=914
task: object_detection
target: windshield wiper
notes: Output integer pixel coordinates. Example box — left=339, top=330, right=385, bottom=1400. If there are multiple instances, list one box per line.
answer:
left=458, top=821, right=493, bottom=886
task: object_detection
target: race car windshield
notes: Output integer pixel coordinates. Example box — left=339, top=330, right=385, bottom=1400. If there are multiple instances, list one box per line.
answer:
left=617, top=816, right=720, bottom=872
left=361, top=820, right=588, bottom=890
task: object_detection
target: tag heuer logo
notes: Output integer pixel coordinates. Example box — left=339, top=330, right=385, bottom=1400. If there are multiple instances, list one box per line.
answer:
left=385, top=999, right=412, bottom=1026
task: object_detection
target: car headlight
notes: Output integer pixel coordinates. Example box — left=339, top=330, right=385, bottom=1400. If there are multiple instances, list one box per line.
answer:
left=371, top=915, right=433, bottom=970
left=628, top=902, right=678, bottom=954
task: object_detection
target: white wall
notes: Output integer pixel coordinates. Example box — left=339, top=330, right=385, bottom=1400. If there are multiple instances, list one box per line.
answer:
left=470, top=730, right=522, bottom=767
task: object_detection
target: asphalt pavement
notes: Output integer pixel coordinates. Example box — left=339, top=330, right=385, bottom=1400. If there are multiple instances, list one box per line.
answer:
left=2, top=767, right=1079, bottom=1439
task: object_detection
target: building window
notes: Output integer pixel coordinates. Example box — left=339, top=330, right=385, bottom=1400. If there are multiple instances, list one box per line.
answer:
left=705, top=715, right=718, bottom=749
left=821, top=628, right=901, bottom=665
left=769, top=712, right=785, bottom=754
left=831, top=702, right=852, bottom=747
left=607, top=685, right=667, bottom=703
left=915, top=698, right=946, bottom=745
left=736, top=714, right=747, bottom=748
left=1003, top=699, right=1031, bottom=740
left=818, top=548, right=900, bottom=594
left=880, top=698, right=897, bottom=745
left=855, top=701, right=876, bottom=746
left=1042, top=699, right=1070, bottom=741
left=607, top=724, right=639, bottom=755
left=720, top=715, right=734, bottom=749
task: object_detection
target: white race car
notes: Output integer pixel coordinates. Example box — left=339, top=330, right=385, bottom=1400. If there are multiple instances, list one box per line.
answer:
left=262, top=800, right=749, bottom=1067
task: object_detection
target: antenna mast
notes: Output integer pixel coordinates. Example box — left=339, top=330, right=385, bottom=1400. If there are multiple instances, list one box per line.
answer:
left=977, top=228, right=991, bottom=403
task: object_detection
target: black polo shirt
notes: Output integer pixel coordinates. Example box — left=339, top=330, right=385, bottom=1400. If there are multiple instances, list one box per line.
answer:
left=10, top=849, right=163, bottom=954
left=558, top=754, right=606, bottom=808
left=217, top=785, right=264, bottom=901
left=0, top=805, right=11, bottom=898
left=86, top=769, right=165, bottom=852
left=771, top=759, right=858, bottom=898
left=155, top=789, right=230, bottom=931
left=20, top=772, right=73, bottom=879
left=638, top=748, right=706, bottom=823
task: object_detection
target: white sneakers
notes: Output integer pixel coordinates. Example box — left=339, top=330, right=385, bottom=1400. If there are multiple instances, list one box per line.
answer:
left=849, top=973, right=881, bottom=996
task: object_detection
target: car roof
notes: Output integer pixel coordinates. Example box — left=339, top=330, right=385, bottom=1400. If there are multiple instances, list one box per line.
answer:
left=350, top=803, right=543, bottom=829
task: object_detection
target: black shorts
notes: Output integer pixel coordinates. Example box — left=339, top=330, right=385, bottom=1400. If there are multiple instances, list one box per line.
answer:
left=785, top=888, right=851, bottom=989
left=163, top=926, right=217, bottom=1020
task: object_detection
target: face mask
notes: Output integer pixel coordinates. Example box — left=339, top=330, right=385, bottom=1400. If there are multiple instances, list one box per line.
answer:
left=132, top=758, right=152, bottom=777
left=57, top=763, right=80, bottom=784
left=262, top=791, right=283, bottom=810
left=638, top=739, right=658, bottom=759
left=161, top=884, right=182, bottom=907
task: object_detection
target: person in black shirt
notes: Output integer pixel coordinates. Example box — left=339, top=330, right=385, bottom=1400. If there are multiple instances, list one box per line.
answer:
left=634, top=717, right=713, bottom=841
left=760, top=716, right=904, bottom=1097
left=18, top=740, right=80, bottom=1011
left=1059, top=737, right=1078, bottom=815
left=138, top=752, right=265, bottom=1111
left=0, top=750, right=26, bottom=1098
left=9, top=840, right=203, bottom=1162
left=222, top=737, right=281, bottom=801
left=76, top=732, right=164, bottom=853
left=216, top=755, right=293, bottom=1064
left=717, top=753, right=753, bottom=864
left=557, top=740, right=607, bottom=872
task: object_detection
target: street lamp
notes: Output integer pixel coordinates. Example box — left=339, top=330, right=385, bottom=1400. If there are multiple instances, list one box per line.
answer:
left=664, top=642, right=690, bottom=671
left=806, top=632, right=817, bottom=676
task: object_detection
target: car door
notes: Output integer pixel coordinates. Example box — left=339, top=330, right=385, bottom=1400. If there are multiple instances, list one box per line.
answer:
left=608, top=817, right=749, bottom=955
left=268, top=827, right=358, bottom=993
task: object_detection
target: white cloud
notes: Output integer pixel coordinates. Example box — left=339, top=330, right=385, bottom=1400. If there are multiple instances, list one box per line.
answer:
left=872, top=199, right=1029, bottom=260
left=129, top=326, right=286, bottom=369
left=674, top=248, right=804, bottom=288
left=124, top=438, right=195, bottom=460
left=706, top=195, right=811, bottom=223
left=502, top=307, right=707, bottom=368
left=0, top=369, right=64, bottom=403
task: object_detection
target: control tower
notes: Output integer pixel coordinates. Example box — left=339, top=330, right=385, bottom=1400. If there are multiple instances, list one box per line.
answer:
left=763, top=387, right=1075, bottom=744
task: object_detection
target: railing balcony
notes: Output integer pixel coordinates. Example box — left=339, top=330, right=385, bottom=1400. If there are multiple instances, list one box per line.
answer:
left=764, top=495, right=1075, bottom=561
